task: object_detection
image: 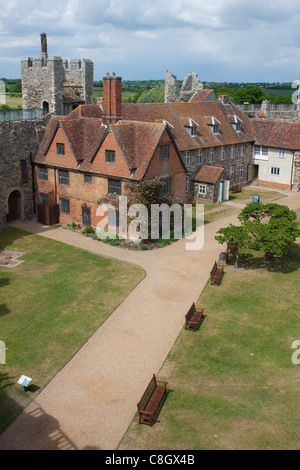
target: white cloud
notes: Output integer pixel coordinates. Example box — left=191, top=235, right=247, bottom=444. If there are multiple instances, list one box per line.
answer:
left=1, top=0, right=300, bottom=81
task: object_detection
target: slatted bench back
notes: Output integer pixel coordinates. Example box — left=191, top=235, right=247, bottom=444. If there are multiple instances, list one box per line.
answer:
left=137, top=374, right=157, bottom=411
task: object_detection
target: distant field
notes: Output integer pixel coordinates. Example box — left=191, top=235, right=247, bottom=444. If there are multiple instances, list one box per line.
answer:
left=1, top=94, right=22, bottom=109
left=263, top=88, right=293, bottom=97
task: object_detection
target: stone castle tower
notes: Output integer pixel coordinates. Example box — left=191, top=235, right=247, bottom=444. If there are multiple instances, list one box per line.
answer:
left=21, top=33, right=94, bottom=115
left=164, top=70, right=204, bottom=103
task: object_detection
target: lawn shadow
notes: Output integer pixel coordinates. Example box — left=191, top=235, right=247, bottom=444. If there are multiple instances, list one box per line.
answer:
left=0, top=304, right=10, bottom=317
left=0, top=278, right=10, bottom=288
left=0, top=227, right=31, bottom=251
left=227, top=243, right=300, bottom=274
left=151, top=389, right=173, bottom=427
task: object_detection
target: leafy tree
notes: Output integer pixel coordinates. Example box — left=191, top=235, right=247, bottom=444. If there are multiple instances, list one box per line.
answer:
left=215, top=202, right=300, bottom=263
left=9, top=81, right=22, bottom=93
left=232, top=85, right=269, bottom=104
left=137, top=86, right=165, bottom=103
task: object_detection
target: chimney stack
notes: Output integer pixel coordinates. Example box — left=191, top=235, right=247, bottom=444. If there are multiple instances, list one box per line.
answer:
left=218, top=95, right=230, bottom=105
left=40, top=33, right=48, bottom=66
left=102, top=73, right=122, bottom=125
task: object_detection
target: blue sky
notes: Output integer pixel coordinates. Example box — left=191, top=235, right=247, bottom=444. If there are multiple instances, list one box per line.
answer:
left=1, top=0, right=300, bottom=83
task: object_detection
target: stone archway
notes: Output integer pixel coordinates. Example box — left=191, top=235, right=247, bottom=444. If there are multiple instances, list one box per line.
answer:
left=7, top=190, right=23, bottom=222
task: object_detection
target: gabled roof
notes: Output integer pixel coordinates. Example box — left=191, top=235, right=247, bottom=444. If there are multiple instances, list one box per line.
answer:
left=189, top=90, right=216, bottom=102
left=34, top=115, right=107, bottom=165
left=110, top=120, right=184, bottom=180
left=192, top=165, right=229, bottom=184
left=34, top=116, right=183, bottom=181
left=251, top=119, right=300, bottom=151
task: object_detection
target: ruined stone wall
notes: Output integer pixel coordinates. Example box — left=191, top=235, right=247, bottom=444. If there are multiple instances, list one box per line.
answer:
left=0, top=117, right=49, bottom=225
left=165, top=70, right=203, bottom=103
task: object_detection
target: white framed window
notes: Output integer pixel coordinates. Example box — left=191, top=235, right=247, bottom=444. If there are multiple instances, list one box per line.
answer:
left=186, top=126, right=197, bottom=136
left=220, top=146, right=226, bottom=161
left=197, top=149, right=203, bottom=165
left=231, top=145, right=236, bottom=159
left=278, top=149, right=286, bottom=158
left=198, top=184, right=206, bottom=195
left=271, top=167, right=280, bottom=176
left=209, top=147, right=214, bottom=162
left=254, top=145, right=261, bottom=156
left=208, top=117, right=221, bottom=135
left=231, top=115, right=242, bottom=133
left=253, top=145, right=269, bottom=160
left=184, top=151, right=190, bottom=167
left=230, top=165, right=235, bottom=181
left=241, top=143, right=245, bottom=157
left=239, top=164, right=244, bottom=178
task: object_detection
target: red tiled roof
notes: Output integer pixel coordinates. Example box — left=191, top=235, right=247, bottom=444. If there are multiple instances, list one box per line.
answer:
left=189, top=90, right=215, bottom=102
left=251, top=119, right=300, bottom=150
left=111, top=120, right=168, bottom=179
left=122, top=100, right=254, bottom=151
left=34, top=115, right=107, bottom=165
left=192, top=165, right=228, bottom=184
left=65, top=104, right=103, bottom=120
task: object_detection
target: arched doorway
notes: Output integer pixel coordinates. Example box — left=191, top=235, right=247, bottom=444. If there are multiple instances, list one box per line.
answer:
left=7, top=190, right=23, bottom=222
left=42, top=101, right=49, bottom=115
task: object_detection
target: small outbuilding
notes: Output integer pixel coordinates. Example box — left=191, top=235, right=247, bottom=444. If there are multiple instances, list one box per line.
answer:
left=192, top=165, right=230, bottom=204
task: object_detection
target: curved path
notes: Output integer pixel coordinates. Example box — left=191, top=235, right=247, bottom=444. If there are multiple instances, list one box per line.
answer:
left=0, top=192, right=299, bottom=450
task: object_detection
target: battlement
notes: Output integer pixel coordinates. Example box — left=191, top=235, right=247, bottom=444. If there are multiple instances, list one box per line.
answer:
left=21, top=33, right=93, bottom=115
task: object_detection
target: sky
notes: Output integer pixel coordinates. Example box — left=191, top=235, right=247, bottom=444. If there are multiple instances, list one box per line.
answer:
left=1, top=0, right=300, bottom=83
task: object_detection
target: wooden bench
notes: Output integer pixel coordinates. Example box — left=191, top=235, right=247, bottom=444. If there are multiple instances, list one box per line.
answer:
left=185, top=303, right=204, bottom=331
left=137, top=374, right=168, bottom=426
left=210, top=261, right=224, bottom=285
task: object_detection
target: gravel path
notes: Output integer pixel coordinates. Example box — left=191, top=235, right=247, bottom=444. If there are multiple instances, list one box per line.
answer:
left=0, top=193, right=299, bottom=450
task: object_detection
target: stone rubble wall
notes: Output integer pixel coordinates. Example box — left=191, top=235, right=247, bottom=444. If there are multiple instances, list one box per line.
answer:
left=165, top=70, right=203, bottom=103
left=0, top=117, right=49, bottom=225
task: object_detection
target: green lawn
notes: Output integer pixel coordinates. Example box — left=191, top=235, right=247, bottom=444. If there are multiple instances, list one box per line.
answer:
left=0, top=227, right=144, bottom=434
left=119, top=242, right=300, bottom=450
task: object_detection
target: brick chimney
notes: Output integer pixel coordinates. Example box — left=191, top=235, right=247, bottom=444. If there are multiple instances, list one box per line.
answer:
left=102, top=73, right=122, bottom=124
left=218, top=95, right=230, bottom=105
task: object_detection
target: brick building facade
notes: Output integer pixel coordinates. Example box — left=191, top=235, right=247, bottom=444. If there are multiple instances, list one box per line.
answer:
left=33, top=73, right=256, bottom=228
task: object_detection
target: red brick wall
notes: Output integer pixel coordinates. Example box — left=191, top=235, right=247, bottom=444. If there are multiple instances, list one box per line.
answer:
left=145, top=132, right=187, bottom=201
left=91, top=132, right=131, bottom=178
left=45, top=127, right=78, bottom=169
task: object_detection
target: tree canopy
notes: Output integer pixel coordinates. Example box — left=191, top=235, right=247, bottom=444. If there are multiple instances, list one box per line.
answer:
left=231, top=85, right=269, bottom=104
left=215, top=202, right=300, bottom=261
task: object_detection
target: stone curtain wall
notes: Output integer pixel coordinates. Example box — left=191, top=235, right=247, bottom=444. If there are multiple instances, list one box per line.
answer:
left=293, top=152, right=300, bottom=191
left=243, top=110, right=300, bottom=122
left=0, top=117, right=48, bottom=225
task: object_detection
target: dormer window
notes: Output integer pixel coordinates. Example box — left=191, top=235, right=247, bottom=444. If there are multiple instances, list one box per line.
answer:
left=231, top=115, right=242, bottom=133
left=187, top=126, right=197, bottom=136
left=184, top=118, right=199, bottom=137
left=207, top=117, right=221, bottom=135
